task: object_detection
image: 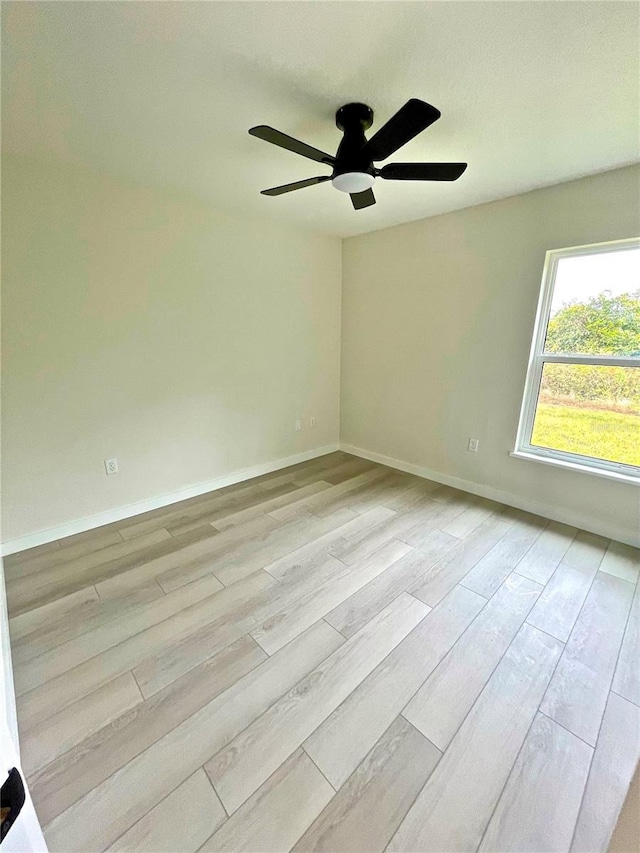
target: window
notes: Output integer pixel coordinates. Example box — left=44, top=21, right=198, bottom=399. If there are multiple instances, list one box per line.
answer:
left=514, top=238, right=640, bottom=483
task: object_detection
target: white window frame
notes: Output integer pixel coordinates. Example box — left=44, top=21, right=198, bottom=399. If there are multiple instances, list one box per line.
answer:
left=512, top=237, right=640, bottom=485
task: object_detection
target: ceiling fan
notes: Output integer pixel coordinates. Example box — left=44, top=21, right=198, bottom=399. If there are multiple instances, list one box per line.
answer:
left=249, top=99, right=467, bottom=210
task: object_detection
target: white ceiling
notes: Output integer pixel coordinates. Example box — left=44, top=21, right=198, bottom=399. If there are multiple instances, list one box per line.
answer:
left=2, top=1, right=639, bottom=238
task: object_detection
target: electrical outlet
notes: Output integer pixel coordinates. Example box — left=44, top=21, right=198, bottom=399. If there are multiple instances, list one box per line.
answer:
left=309, top=416, right=316, bottom=428
left=105, top=457, right=119, bottom=475
left=294, top=418, right=302, bottom=432
left=468, top=438, right=479, bottom=453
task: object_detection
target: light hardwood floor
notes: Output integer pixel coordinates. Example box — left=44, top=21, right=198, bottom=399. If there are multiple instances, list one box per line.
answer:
left=5, top=451, right=640, bottom=853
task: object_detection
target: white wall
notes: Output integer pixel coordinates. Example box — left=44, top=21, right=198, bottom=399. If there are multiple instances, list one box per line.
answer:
left=341, top=164, right=640, bottom=546
left=1, top=155, right=342, bottom=545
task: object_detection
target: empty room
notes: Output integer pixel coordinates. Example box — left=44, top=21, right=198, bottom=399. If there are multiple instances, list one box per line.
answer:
left=1, top=2, right=639, bottom=851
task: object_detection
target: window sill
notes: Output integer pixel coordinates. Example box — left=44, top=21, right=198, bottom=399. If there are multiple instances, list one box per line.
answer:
left=510, top=449, right=640, bottom=486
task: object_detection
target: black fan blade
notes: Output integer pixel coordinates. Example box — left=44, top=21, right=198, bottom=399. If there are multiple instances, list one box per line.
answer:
left=249, top=126, right=335, bottom=165
left=350, top=188, right=376, bottom=210
left=261, top=176, right=331, bottom=196
left=362, top=99, right=441, bottom=162
left=379, top=162, right=468, bottom=181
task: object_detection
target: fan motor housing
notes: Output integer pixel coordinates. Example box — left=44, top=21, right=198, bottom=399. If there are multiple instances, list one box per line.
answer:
left=333, top=102, right=376, bottom=180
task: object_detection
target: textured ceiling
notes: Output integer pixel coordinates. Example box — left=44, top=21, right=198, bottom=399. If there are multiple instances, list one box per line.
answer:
left=2, top=1, right=639, bottom=237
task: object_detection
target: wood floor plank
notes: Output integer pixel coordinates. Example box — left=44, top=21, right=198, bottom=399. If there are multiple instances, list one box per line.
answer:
left=478, top=713, right=593, bottom=853
left=106, top=769, right=226, bottom=853
left=11, top=582, right=165, bottom=666
left=10, top=455, right=638, bottom=853
left=295, top=455, right=371, bottom=480
left=514, top=520, right=577, bottom=585
left=201, top=507, right=359, bottom=588
left=323, top=497, right=438, bottom=567
left=10, top=526, right=223, bottom=617
left=259, top=453, right=356, bottom=490
left=13, top=573, right=226, bottom=695
left=117, top=481, right=269, bottom=540
left=7, top=529, right=173, bottom=615
left=321, top=458, right=381, bottom=485
left=268, top=468, right=389, bottom=521
left=599, top=540, right=640, bottom=584
left=21, top=673, right=142, bottom=776
left=404, top=572, right=542, bottom=750
left=440, top=496, right=501, bottom=540
left=383, top=495, right=472, bottom=550
left=118, top=509, right=197, bottom=541
left=325, top=532, right=457, bottom=638
left=274, top=457, right=370, bottom=490
left=378, top=479, right=440, bottom=511
left=252, top=539, right=412, bottom=655
left=370, top=490, right=441, bottom=534
left=331, top=492, right=466, bottom=573
left=540, top=571, right=634, bottom=745
left=346, top=472, right=418, bottom=515
left=161, top=516, right=235, bottom=538
left=526, top=530, right=609, bottom=642
left=612, top=579, right=640, bottom=706
left=30, top=635, right=266, bottom=826
left=460, top=511, right=547, bottom=598
left=388, top=624, right=563, bottom=853
left=132, top=558, right=347, bottom=697
left=323, top=472, right=422, bottom=518
left=201, top=750, right=333, bottom=853
left=166, top=482, right=303, bottom=537
left=204, top=593, right=430, bottom=815
left=304, top=585, right=484, bottom=789
left=5, top=528, right=126, bottom=578
left=53, top=523, right=126, bottom=548
left=382, top=489, right=452, bottom=536
left=16, top=571, right=272, bottom=718
left=294, top=716, right=441, bottom=853
left=42, top=620, right=344, bottom=852
left=9, top=586, right=100, bottom=643
left=409, top=513, right=514, bottom=607
left=98, top=512, right=279, bottom=597
left=4, top=538, right=62, bottom=568
left=264, top=461, right=330, bottom=488
left=429, top=483, right=468, bottom=503
left=6, top=528, right=170, bottom=592
left=571, top=692, right=640, bottom=853
left=256, top=506, right=397, bottom=584
left=213, top=480, right=331, bottom=531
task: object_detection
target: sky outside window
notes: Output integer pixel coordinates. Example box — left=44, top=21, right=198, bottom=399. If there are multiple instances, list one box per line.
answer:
left=550, top=247, right=640, bottom=316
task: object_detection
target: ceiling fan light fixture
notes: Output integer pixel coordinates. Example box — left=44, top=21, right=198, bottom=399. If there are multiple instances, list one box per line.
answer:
left=331, top=171, right=375, bottom=194
left=251, top=99, right=467, bottom=210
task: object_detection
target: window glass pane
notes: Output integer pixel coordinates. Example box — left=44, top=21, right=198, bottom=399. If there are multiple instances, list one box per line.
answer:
left=544, top=247, right=640, bottom=357
left=531, top=363, right=640, bottom=467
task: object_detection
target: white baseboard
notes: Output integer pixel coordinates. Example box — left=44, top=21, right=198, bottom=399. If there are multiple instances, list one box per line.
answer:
left=1, top=444, right=340, bottom=556
left=340, top=443, right=639, bottom=548
left=5, top=440, right=636, bottom=555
